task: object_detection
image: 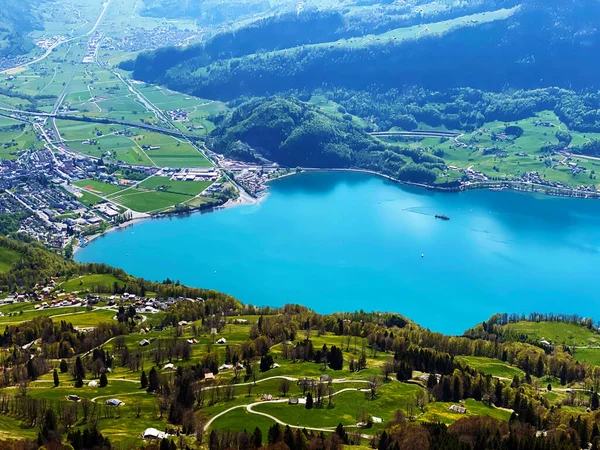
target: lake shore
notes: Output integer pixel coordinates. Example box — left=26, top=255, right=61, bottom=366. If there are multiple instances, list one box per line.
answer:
left=74, top=166, right=600, bottom=255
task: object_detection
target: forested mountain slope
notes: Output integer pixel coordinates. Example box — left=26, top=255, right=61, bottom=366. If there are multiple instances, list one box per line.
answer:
left=125, top=0, right=600, bottom=100
left=210, top=97, right=446, bottom=183
left=0, top=0, right=45, bottom=57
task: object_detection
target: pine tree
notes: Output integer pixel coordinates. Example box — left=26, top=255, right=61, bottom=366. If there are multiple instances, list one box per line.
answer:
left=148, top=367, right=158, bottom=392
left=140, top=370, right=148, bottom=389
left=305, top=392, right=313, bottom=409
left=252, top=427, right=262, bottom=448
left=75, top=356, right=85, bottom=380
left=53, top=369, right=59, bottom=387
left=283, top=425, right=295, bottom=450
left=60, top=359, right=68, bottom=373
left=267, top=424, right=281, bottom=445
left=99, top=372, right=108, bottom=388
left=592, top=392, right=599, bottom=411
left=335, top=424, right=348, bottom=444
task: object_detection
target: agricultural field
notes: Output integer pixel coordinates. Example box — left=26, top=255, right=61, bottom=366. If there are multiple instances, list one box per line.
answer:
left=388, top=110, right=600, bottom=188
left=0, top=122, right=42, bottom=160
left=132, top=132, right=212, bottom=168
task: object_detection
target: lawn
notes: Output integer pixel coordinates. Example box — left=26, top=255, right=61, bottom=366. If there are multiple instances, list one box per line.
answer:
left=504, top=321, right=600, bottom=347
left=210, top=407, right=276, bottom=438
left=253, top=382, right=423, bottom=431
left=0, top=246, right=21, bottom=273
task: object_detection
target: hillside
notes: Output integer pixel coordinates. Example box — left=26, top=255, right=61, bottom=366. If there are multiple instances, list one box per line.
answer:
left=1, top=237, right=600, bottom=449
left=210, top=97, right=446, bottom=183
left=0, top=0, right=45, bottom=57
left=126, top=0, right=600, bottom=100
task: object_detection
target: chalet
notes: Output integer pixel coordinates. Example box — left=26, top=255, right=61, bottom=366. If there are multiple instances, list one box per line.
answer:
left=105, top=399, right=124, bottom=406
left=204, top=372, right=215, bottom=381
left=288, top=398, right=299, bottom=405
left=216, top=337, right=227, bottom=344
left=139, top=339, right=150, bottom=347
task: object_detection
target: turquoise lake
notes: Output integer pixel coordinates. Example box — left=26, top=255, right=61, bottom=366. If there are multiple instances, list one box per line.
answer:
left=76, top=171, right=600, bottom=334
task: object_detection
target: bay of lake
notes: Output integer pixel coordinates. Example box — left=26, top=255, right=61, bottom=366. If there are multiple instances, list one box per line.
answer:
left=76, top=171, right=600, bottom=334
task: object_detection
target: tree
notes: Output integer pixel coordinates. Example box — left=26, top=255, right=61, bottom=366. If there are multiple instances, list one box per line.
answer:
left=39, top=408, right=60, bottom=444
left=99, top=372, right=108, bottom=388
left=75, top=356, right=85, bottom=380
left=148, top=367, right=158, bottom=392
left=141, top=370, right=148, bottom=389
left=592, top=392, right=600, bottom=411
left=252, top=427, right=263, bottom=448
left=60, top=359, right=68, bottom=373
left=53, top=369, right=59, bottom=387
left=368, top=375, right=381, bottom=400
left=279, top=378, right=291, bottom=397
left=267, top=424, right=282, bottom=444
left=382, top=360, right=395, bottom=380
left=335, top=423, right=348, bottom=444
left=306, top=392, right=313, bottom=409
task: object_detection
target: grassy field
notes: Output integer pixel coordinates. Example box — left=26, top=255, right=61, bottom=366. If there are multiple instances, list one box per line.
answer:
left=109, top=189, right=193, bottom=213
left=418, top=399, right=512, bottom=424
left=74, top=179, right=126, bottom=196
left=571, top=348, right=600, bottom=365
left=138, top=176, right=212, bottom=196
left=0, top=246, right=21, bottom=273
left=61, top=274, right=125, bottom=292
left=455, top=356, right=525, bottom=378
left=504, top=321, right=600, bottom=347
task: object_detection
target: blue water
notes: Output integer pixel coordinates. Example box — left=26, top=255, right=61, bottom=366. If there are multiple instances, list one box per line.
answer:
left=76, top=172, right=600, bottom=334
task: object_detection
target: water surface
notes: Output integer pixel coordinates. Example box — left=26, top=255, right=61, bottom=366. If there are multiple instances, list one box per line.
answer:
left=76, top=172, right=600, bottom=334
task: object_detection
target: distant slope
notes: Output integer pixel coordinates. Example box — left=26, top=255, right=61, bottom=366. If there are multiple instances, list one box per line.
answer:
left=140, top=0, right=271, bottom=26
left=125, top=0, right=600, bottom=100
left=0, top=0, right=45, bottom=57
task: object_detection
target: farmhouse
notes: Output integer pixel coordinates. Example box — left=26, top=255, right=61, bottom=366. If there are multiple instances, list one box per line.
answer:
left=143, top=428, right=168, bottom=440
left=449, top=405, right=467, bottom=414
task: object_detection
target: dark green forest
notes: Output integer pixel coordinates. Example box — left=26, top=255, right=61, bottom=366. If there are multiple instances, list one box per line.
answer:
left=128, top=0, right=600, bottom=99
left=209, top=97, right=445, bottom=184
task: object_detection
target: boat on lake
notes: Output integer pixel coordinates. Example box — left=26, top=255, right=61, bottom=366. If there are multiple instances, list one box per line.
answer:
left=435, top=214, right=450, bottom=221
